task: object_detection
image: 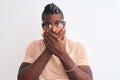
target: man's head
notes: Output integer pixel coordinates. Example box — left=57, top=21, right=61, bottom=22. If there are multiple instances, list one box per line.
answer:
left=42, top=3, right=64, bottom=21
left=41, top=3, right=65, bottom=34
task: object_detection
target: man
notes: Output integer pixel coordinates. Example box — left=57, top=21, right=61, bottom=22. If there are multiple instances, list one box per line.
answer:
left=17, top=3, right=93, bottom=80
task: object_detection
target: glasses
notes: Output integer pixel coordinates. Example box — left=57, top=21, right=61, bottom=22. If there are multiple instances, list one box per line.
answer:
left=42, top=20, right=65, bottom=29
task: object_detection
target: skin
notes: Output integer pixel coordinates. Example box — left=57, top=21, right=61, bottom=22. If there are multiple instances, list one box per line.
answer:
left=17, top=14, right=93, bottom=80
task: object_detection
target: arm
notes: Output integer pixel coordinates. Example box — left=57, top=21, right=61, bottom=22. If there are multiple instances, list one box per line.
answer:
left=59, top=52, right=93, bottom=80
left=17, top=49, right=52, bottom=80
left=43, top=31, right=93, bottom=80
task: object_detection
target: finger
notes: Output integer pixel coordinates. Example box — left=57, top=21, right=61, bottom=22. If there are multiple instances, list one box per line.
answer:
left=44, top=38, right=51, bottom=48
left=58, top=27, right=65, bottom=34
left=58, top=29, right=65, bottom=37
left=43, top=34, right=52, bottom=47
left=46, top=31, right=59, bottom=41
left=43, top=37, right=47, bottom=45
left=42, top=33, right=51, bottom=41
left=57, top=28, right=66, bottom=40
left=45, top=32, right=55, bottom=42
left=43, top=32, right=54, bottom=44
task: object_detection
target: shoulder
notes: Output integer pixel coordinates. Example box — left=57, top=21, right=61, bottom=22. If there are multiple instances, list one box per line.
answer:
left=66, top=38, right=84, bottom=48
left=26, top=39, right=44, bottom=49
left=66, top=38, right=87, bottom=53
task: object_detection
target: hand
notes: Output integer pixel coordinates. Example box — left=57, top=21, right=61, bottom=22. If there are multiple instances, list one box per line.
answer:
left=43, top=31, right=67, bottom=57
left=56, top=28, right=66, bottom=40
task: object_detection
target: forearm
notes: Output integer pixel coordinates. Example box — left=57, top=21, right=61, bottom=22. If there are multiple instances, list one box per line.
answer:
left=59, top=53, right=92, bottom=80
left=18, top=49, right=52, bottom=80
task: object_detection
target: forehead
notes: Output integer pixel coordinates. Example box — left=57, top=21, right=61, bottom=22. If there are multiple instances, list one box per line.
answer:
left=43, top=14, right=63, bottom=22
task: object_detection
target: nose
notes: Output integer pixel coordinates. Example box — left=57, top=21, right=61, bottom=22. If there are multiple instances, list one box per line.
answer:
left=51, top=26, right=58, bottom=33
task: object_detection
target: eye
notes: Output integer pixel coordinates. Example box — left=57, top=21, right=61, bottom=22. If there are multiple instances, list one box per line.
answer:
left=55, top=21, right=63, bottom=27
left=47, top=24, right=52, bottom=28
left=44, top=23, right=52, bottom=28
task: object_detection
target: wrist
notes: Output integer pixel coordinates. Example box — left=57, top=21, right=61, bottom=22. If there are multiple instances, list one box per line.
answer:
left=64, top=63, right=77, bottom=72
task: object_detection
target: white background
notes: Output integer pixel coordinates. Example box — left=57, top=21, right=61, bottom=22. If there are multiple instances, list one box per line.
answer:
left=0, top=0, right=120, bottom=80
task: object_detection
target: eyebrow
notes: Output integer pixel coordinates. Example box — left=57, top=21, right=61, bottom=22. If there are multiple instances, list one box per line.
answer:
left=44, top=20, right=63, bottom=23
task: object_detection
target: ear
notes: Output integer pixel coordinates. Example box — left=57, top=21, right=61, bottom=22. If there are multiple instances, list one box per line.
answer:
left=63, top=21, right=66, bottom=28
left=42, top=23, right=45, bottom=33
left=41, top=23, right=44, bottom=29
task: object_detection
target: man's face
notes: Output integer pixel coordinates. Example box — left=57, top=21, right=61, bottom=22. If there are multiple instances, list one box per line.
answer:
left=42, top=14, right=65, bottom=33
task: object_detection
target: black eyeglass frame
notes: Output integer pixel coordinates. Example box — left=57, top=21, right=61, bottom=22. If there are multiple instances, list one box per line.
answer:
left=42, top=20, right=65, bottom=29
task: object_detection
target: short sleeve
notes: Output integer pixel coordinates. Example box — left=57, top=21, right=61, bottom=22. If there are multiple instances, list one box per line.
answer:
left=76, top=43, right=89, bottom=66
left=23, top=41, right=36, bottom=63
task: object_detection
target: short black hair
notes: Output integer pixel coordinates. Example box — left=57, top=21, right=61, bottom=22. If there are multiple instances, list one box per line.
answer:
left=42, top=3, right=64, bottom=21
